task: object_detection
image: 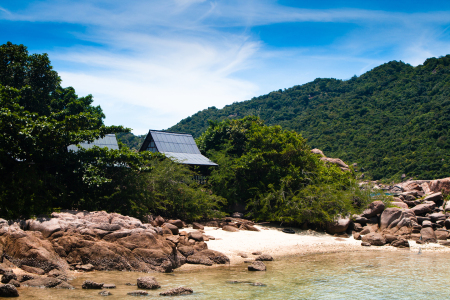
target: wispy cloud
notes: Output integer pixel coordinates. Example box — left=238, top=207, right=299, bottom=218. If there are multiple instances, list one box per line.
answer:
left=2, top=0, right=450, bottom=133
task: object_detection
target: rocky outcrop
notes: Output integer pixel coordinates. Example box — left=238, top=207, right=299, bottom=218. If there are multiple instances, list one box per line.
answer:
left=0, top=211, right=230, bottom=275
left=311, top=149, right=350, bottom=171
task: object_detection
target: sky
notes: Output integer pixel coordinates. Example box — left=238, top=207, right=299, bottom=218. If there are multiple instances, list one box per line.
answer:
left=2, top=0, right=450, bottom=134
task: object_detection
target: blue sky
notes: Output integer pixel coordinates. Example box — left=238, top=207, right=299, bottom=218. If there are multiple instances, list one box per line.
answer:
left=2, top=0, right=450, bottom=134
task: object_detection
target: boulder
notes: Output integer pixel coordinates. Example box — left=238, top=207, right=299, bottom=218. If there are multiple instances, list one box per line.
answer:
left=361, top=242, right=371, bottom=247
left=154, top=216, right=165, bottom=226
left=223, top=225, right=239, bottom=232
left=102, top=284, right=116, bottom=289
left=379, top=208, right=403, bottom=230
left=232, top=212, right=244, bottom=218
left=311, top=148, right=325, bottom=157
left=326, top=218, right=350, bottom=234
left=362, top=201, right=385, bottom=218
left=391, top=239, right=409, bottom=248
left=320, top=157, right=350, bottom=171
left=0, top=284, right=19, bottom=297
left=425, top=178, right=450, bottom=195
left=445, top=218, right=450, bottom=229
left=160, top=287, right=193, bottom=296
left=361, top=233, right=386, bottom=246
left=8, top=280, right=20, bottom=288
left=424, top=192, right=444, bottom=203
left=162, top=223, right=179, bottom=235
left=82, top=280, right=104, bottom=289
left=16, top=274, right=35, bottom=282
left=255, top=254, right=273, bottom=261
left=192, top=223, right=204, bottom=230
left=20, top=265, right=45, bottom=275
left=23, top=277, right=62, bottom=288
left=411, top=202, right=436, bottom=216
left=420, top=227, right=437, bottom=243
left=178, top=246, right=195, bottom=257
left=137, top=277, right=161, bottom=289
left=429, top=212, right=446, bottom=223
left=1, top=272, right=16, bottom=284
left=76, top=263, right=94, bottom=272
left=435, top=230, right=449, bottom=240
left=392, top=202, right=408, bottom=209
left=168, top=220, right=183, bottom=229
left=248, top=261, right=266, bottom=271
left=28, top=218, right=63, bottom=238
left=186, top=250, right=230, bottom=265
left=422, top=221, right=433, bottom=228
left=353, top=232, right=361, bottom=240
left=188, top=231, right=204, bottom=242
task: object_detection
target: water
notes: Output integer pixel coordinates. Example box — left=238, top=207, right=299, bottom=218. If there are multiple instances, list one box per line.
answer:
left=16, top=251, right=450, bottom=299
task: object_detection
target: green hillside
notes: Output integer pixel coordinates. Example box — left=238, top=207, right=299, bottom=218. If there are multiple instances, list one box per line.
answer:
left=165, top=56, right=450, bottom=181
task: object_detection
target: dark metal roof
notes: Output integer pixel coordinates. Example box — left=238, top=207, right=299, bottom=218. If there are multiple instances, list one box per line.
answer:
left=68, top=134, right=119, bottom=152
left=140, top=130, right=217, bottom=166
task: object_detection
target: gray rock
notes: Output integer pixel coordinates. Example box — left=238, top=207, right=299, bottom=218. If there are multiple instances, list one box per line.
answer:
left=429, top=212, right=446, bottom=222
left=362, top=201, right=385, bottom=218
left=82, top=280, right=104, bottom=289
left=137, top=277, right=160, bottom=289
left=424, top=192, right=443, bottom=203
left=0, top=284, right=19, bottom=297
left=326, top=218, right=350, bottom=234
left=421, top=227, right=437, bottom=243
left=248, top=261, right=266, bottom=271
left=162, top=223, right=179, bottom=235
left=361, top=233, right=386, bottom=246
left=23, top=277, right=62, bottom=288
left=411, top=202, right=436, bottom=216
left=160, top=287, right=193, bottom=296
left=255, top=254, right=273, bottom=261
left=422, top=220, right=433, bottom=228
left=188, top=231, right=204, bottom=242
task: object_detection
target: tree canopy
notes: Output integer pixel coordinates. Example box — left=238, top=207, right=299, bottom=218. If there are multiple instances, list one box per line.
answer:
left=197, top=117, right=371, bottom=224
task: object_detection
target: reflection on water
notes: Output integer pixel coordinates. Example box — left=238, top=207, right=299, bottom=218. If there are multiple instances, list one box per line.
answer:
left=16, top=251, right=450, bottom=299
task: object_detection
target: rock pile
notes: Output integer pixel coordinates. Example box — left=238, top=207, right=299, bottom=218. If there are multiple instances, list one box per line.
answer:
left=0, top=210, right=230, bottom=283
left=328, top=178, right=450, bottom=248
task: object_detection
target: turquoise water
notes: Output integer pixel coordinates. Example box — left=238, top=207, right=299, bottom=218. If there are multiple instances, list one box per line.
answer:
left=15, top=250, right=450, bottom=299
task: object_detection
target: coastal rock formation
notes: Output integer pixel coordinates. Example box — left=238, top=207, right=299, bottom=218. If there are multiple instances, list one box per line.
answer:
left=160, top=287, right=193, bottom=296
left=310, top=148, right=350, bottom=171
left=0, top=211, right=230, bottom=275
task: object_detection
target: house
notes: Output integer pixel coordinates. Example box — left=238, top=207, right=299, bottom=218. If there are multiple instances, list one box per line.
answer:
left=67, top=134, right=119, bottom=151
left=138, top=130, right=217, bottom=167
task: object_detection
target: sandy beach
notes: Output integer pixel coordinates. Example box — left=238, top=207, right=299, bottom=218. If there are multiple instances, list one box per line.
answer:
left=177, top=224, right=450, bottom=271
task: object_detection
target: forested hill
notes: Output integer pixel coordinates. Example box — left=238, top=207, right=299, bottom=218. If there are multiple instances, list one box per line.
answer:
left=166, top=55, right=450, bottom=181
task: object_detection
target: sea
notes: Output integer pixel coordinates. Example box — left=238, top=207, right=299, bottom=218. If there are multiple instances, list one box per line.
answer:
left=15, top=249, right=450, bottom=299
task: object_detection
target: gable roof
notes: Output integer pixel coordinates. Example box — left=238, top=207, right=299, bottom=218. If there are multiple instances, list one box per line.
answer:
left=139, top=130, right=217, bottom=166
left=68, top=134, right=119, bottom=152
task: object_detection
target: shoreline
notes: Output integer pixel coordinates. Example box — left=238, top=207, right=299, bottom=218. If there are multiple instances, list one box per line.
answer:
left=175, top=224, right=450, bottom=272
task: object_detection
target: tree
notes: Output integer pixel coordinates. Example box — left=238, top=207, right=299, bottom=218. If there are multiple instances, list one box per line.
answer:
left=197, top=116, right=371, bottom=224
left=0, top=42, right=132, bottom=218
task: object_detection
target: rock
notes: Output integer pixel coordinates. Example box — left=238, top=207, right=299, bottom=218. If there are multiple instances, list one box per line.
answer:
left=361, top=242, right=371, bottom=247
left=168, top=220, right=184, bottom=229
left=237, top=252, right=248, bottom=258
left=127, top=290, right=148, bottom=296
left=186, top=250, right=230, bottom=265
left=178, top=246, right=195, bottom=257
left=248, top=261, right=266, bottom=271
left=1, top=271, right=16, bottom=284
left=162, top=223, right=179, bottom=235
left=241, top=224, right=260, bottom=231
left=154, top=216, right=165, bottom=226
left=255, top=254, right=273, bottom=261
left=192, top=223, right=204, bottom=230
left=282, top=228, right=295, bottom=234
left=435, top=230, right=449, bottom=240
left=28, top=218, right=63, bottom=238
left=16, top=274, right=35, bottom=282
left=380, top=208, right=417, bottom=233
left=8, top=280, right=20, bottom=288
left=252, top=251, right=262, bottom=255
left=55, top=281, right=74, bottom=289
left=353, top=232, right=361, bottom=240
left=250, top=282, right=266, bottom=286
left=391, top=239, right=409, bottom=248
left=160, top=287, right=193, bottom=296
left=0, top=265, right=12, bottom=275
left=82, top=280, right=104, bottom=289
left=422, top=220, right=433, bottom=228
left=0, top=284, right=19, bottom=297
left=361, top=233, right=386, bottom=246
left=420, top=227, right=437, bottom=243
left=76, top=263, right=95, bottom=272
left=232, top=212, right=244, bottom=218
left=20, top=265, right=45, bottom=275
left=137, top=277, right=161, bottom=289
left=439, top=240, right=450, bottom=246
left=102, top=284, right=116, bottom=289
left=320, top=157, right=350, bottom=171
left=326, top=218, right=350, bottom=234
left=222, top=225, right=239, bottom=232
left=384, top=234, right=397, bottom=243
left=362, top=201, right=385, bottom=218
left=23, top=277, right=62, bottom=288
left=392, top=202, right=408, bottom=209
left=424, top=192, right=444, bottom=203
left=311, top=148, right=325, bottom=157
left=99, top=290, right=112, bottom=296
left=429, top=212, right=446, bottom=222
left=188, top=231, right=204, bottom=242
left=424, top=178, right=450, bottom=195
left=205, top=221, right=219, bottom=227
left=417, top=216, right=431, bottom=225
left=411, top=202, right=436, bottom=216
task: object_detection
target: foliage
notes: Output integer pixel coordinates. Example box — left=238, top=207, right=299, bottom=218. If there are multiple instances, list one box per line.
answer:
left=140, top=158, right=226, bottom=221
left=165, top=56, right=450, bottom=182
left=197, top=117, right=371, bottom=224
left=116, top=132, right=146, bottom=151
